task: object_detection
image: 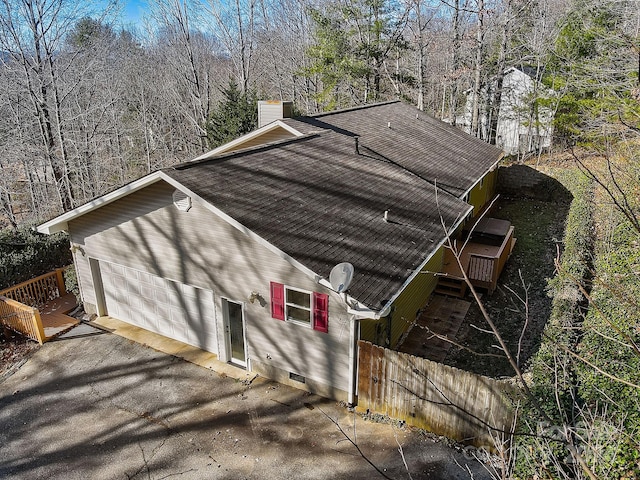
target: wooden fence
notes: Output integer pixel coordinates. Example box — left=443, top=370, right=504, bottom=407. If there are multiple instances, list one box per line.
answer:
left=357, top=341, right=518, bottom=449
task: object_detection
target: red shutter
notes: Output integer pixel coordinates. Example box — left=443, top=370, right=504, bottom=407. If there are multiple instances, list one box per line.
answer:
left=270, top=282, right=285, bottom=320
left=313, top=292, right=329, bottom=333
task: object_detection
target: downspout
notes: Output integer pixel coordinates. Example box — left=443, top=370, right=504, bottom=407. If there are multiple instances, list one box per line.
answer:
left=348, top=315, right=359, bottom=406
left=318, top=280, right=391, bottom=406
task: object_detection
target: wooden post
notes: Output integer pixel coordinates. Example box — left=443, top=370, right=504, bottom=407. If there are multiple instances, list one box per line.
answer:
left=32, top=308, right=46, bottom=345
left=55, top=268, right=67, bottom=296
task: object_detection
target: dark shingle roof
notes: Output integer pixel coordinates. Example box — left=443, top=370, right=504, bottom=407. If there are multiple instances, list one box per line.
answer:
left=283, top=101, right=503, bottom=197
left=165, top=130, right=470, bottom=310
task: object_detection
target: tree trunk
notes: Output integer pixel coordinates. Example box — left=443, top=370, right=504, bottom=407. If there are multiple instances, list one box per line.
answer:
left=489, top=2, right=510, bottom=145
left=470, top=0, right=485, bottom=137
left=449, top=0, right=462, bottom=126
left=2, top=0, right=76, bottom=213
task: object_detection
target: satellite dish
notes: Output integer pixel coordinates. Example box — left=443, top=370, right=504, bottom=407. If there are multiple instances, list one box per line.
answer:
left=329, top=262, right=354, bottom=293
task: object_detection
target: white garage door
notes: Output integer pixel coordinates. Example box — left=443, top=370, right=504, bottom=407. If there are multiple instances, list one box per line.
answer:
left=100, top=261, right=217, bottom=353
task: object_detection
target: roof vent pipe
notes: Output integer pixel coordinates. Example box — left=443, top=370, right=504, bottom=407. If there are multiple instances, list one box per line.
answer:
left=383, top=210, right=389, bottom=222
left=354, top=136, right=360, bottom=154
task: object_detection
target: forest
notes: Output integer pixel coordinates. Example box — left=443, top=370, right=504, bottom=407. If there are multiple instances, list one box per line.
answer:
left=0, top=0, right=639, bottom=479
left=0, top=0, right=636, bottom=227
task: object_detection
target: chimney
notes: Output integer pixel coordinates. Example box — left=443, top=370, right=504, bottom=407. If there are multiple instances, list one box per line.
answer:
left=258, top=100, right=293, bottom=128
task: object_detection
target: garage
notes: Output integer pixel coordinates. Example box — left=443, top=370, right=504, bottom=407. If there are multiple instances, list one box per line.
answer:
left=99, top=261, right=217, bottom=353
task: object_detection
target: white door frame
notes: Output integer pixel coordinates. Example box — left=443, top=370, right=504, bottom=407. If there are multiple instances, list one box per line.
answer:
left=88, top=257, right=107, bottom=317
left=221, top=297, right=247, bottom=368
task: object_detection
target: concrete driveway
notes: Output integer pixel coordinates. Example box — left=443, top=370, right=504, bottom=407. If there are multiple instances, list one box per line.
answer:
left=0, top=324, right=493, bottom=480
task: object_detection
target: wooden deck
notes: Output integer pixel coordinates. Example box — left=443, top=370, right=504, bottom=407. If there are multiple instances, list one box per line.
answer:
left=40, top=293, right=79, bottom=339
left=440, top=221, right=516, bottom=294
left=441, top=241, right=503, bottom=277
left=0, top=267, right=78, bottom=343
left=397, top=295, right=471, bottom=362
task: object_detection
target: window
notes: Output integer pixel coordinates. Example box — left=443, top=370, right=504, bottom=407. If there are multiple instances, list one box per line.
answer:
left=285, top=287, right=312, bottom=325
left=270, top=282, right=329, bottom=333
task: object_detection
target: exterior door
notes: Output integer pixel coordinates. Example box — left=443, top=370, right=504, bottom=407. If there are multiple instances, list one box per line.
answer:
left=222, top=299, right=246, bottom=367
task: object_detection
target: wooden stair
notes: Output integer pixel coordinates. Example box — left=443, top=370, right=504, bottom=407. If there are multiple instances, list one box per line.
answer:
left=435, top=276, right=467, bottom=298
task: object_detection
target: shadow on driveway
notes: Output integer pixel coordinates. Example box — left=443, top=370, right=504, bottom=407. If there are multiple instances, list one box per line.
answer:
left=0, top=328, right=493, bottom=480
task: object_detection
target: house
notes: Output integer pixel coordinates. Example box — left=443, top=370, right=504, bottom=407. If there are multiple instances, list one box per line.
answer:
left=37, top=101, right=503, bottom=403
left=459, top=66, right=554, bottom=155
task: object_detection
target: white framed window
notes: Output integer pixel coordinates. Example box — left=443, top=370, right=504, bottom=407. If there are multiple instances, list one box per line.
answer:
left=269, top=282, right=329, bottom=333
left=285, top=286, right=312, bottom=326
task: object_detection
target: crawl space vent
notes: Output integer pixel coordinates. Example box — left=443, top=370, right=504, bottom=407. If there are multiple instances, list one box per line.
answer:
left=172, top=189, right=191, bottom=212
left=289, top=372, right=306, bottom=384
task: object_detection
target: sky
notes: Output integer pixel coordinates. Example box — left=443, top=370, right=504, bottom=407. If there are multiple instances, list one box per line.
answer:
left=99, top=0, right=215, bottom=36
left=96, top=0, right=148, bottom=29
left=120, top=0, right=146, bottom=27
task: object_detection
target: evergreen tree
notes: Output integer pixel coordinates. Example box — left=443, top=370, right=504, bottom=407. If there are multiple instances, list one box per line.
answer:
left=303, top=0, right=410, bottom=110
left=546, top=0, right=640, bottom=144
left=205, top=80, right=258, bottom=148
left=66, top=17, right=116, bottom=50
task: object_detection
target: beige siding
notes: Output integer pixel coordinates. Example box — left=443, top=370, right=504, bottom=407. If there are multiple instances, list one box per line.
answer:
left=221, top=127, right=295, bottom=153
left=258, top=101, right=293, bottom=128
left=69, top=180, right=351, bottom=395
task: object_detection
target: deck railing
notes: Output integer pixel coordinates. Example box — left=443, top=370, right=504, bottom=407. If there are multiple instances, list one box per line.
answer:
left=0, top=267, right=71, bottom=344
left=468, top=255, right=495, bottom=283
left=0, top=295, right=46, bottom=344
left=0, top=268, right=67, bottom=308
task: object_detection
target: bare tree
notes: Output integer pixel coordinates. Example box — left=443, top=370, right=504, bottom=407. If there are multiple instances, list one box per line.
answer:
left=253, top=0, right=315, bottom=110
left=446, top=0, right=467, bottom=124
left=0, top=0, right=90, bottom=213
left=405, top=0, right=440, bottom=111
left=205, top=0, right=260, bottom=94
left=149, top=0, right=216, bottom=153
